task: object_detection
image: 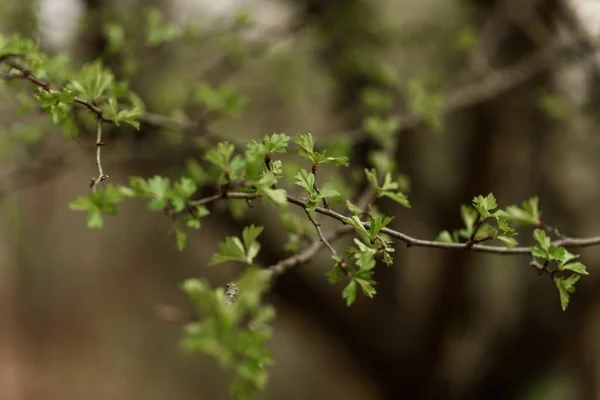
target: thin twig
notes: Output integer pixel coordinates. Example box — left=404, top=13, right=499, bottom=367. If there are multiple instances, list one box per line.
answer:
left=268, top=226, right=354, bottom=276
left=4, top=58, right=113, bottom=122
left=540, top=222, right=568, bottom=239
left=466, top=215, right=484, bottom=248
left=183, top=190, right=600, bottom=256
left=304, top=208, right=338, bottom=256
left=311, top=163, right=329, bottom=209
left=90, top=118, right=108, bottom=191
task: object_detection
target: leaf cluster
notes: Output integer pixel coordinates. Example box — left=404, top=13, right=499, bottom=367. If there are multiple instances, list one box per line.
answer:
left=437, top=193, right=519, bottom=248
left=181, top=268, right=274, bottom=400
left=531, top=229, right=588, bottom=310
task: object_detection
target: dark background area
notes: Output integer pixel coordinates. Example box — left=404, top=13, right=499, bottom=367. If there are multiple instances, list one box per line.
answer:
left=1, top=0, right=600, bottom=399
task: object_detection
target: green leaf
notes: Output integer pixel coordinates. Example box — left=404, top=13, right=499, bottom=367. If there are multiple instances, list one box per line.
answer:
left=460, top=205, right=478, bottom=234
left=342, top=280, right=357, bottom=306
left=326, top=262, right=347, bottom=284
left=69, top=196, right=93, bottom=211
left=368, top=216, right=394, bottom=238
left=242, top=225, right=263, bottom=261
left=361, top=87, right=394, bottom=112
left=547, top=245, right=565, bottom=261
left=365, top=170, right=411, bottom=208
left=533, top=229, right=551, bottom=251
left=193, top=82, right=247, bottom=117
left=34, top=88, right=75, bottom=108
left=472, top=193, right=497, bottom=218
left=381, top=192, right=410, bottom=208
left=186, top=159, right=209, bottom=184
left=355, top=277, right=377, bottom=299
left=364, top=168, right=379, bottom=188
left=345, top=216, right=369, bottom=238
left=406, top=80, right=445, bottom=131
left=86, top=207, right=103, bottom=229
left=355, top=250, right=376, bottom=271
left=318, top=183, right=340, bottom=199
left=555, top=274, right=580, bottom=311
left=311, top=151, right=350, bottom=166
left=114, top=107, right=143, bottom=129
left=561, top=262, right=588, bottom=276
left=496, top=216, right=516, bottom=236
left=294, top=169, right=315, bottom=194
left=145, top=8, right=182, bottom=46
left=210, top=236, right=247, bottom=265
left=210, top=226, right=264, bottom=265
left=362, top=115, right=400, bottom=146
left=558, top=249, right=579, bottom=267
left=68, top=59, right=114, bottom=100
left=103, top=22, right=125, bottom=54
left=506, top=197, right=540, bottom=226
left=436, top=230, right=456, bottom=243
left=175, top=228, right=187, bottom=251
left=368, top=150, right=396, bottom=175
left=260, top=187, right=287, bottom=208
left=147, top=176, right=170, bottom=201
left=205, top=141, right=235, bottom=171
left=264, top=133, right=289, bottom=154
left=530, top=246, right=547, bottom=259
left=174, top=177, right=197, bottom=199
left=346, top=200, right=362, bottom=215
left=295, top=133, right=314, bottom=159
left=497, top=236, right=518, bottom=248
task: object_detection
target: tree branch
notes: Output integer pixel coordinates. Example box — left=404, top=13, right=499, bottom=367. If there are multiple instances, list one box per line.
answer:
left=183, top=190, right=600, bottom=257
left=303, top=208, right=338, bottom=256
left=268, top=226, right=354, bottom=276
left=90, top=117, right=107, bottom=191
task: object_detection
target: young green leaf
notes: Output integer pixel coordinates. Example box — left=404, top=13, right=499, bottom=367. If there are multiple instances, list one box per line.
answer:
left=436, top=230, right=457, bottom=243
left=242, top=225, right=264, bottom=261
left=311, top=151, right=350, bottom=167
left=472, top=193, right=497, bottom=218
left=86, top=207, right=103, bottom=228
left=355, top=276, right=377, bottom=299
left=506, top=197, right=540, bottom=226
left=346, top=200, right=363, bottom=215
left=345, top=216, right=370, bottom=239
left=342, top=280, right=357, bottom=306
left=555, top=274, right=580, bottom=311
left=497, top=236, right=518, bottom=248
left=318, top=183, right=340, bottom=199
left=326, top=257, right=347, bottom=284
left=210, top=236, right=247, bottom=265
left=114, top=107, right=143, bottom=129
left=147, top=176, right=170, bottom=201
left=69, top=195, right=94, bottom=211
left=145, top=8, right=182, bottom=46
left=260, top=187, right=287, bottom=208
left=366, top=170, right=411, bottom=208
left=561, top=262, right=588, bottom=276
left=295, top=133, right=314, bottom=159
left=264, top=133, right=289, bottom=154
left=460, top=205, right=478, bottom=235
left=533, top=229, right=551, bottom=252
left=294, top=169, right=315, bottom=194
left=68, top=60, right=114, bottom=100
left=175, top=228, right=187, bottom=251
left=211, top=226, right=264, bottom=265
left=205, top=141, right=236, bottom=171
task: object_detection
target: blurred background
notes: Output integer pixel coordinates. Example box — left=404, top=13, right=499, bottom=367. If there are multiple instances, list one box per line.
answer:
left=2, top=0, right=600, bottom=399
